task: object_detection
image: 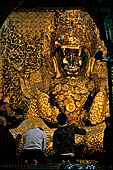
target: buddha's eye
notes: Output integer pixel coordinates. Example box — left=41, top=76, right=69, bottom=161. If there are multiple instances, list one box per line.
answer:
left=79, top=60, right=82, bottom=65
left=63, top=58, right=68, bottom=64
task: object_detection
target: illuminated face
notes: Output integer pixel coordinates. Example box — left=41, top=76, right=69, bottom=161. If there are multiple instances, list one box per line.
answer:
left=61, top=47, right=87, bottom=76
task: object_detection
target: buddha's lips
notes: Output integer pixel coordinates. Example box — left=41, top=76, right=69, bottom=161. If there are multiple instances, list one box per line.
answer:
left=64, top=65, right=80, bottom=75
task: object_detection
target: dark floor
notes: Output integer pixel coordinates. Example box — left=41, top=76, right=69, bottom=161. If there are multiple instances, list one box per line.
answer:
left=0, top=160, right=112, bottom=170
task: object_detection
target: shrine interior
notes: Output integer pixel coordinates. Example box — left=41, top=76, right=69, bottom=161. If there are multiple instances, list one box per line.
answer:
left=0, top=0, right=113, bottom=169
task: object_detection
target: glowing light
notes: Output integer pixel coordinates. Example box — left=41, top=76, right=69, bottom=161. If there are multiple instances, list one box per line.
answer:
left=61, top=35, right=64, bottom=40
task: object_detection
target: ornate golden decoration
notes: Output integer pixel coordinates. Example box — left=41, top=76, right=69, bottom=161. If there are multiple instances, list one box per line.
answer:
left=66, top=102, right=76, bottom=112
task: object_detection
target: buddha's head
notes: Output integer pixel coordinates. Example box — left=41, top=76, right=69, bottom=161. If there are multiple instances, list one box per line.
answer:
left=53, top=45, right=89, bottom=77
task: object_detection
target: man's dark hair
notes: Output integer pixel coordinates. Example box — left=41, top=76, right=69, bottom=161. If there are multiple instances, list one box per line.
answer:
left=105, top=116, right=111, bottom=124
left=0, top=110, right=8, bottom=118
left=57, top=113, right=67, bottom=125
left=14, top=108, right=23, bottom=115
left=0, top=99, right=6, bottom=106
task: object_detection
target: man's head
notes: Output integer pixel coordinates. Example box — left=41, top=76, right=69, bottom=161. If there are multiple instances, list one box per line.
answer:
left=0, top=99, right=6, bottom=105
left=105, top=116, right=111, bottom=126
left=0, top=99, right=6, bottom=110
left=0, top=116, right=7, bottom=127
left=0, top=101, right=12, bottom=116
left=14, top=108, right=23, bottom=115
left=57, top=113, right=67, bottom=125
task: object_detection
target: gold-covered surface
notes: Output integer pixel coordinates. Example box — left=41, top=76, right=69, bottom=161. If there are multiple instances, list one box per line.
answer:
left=0, top=8, right=109, bottom=160
left=66, top=102, right=76, bottom=112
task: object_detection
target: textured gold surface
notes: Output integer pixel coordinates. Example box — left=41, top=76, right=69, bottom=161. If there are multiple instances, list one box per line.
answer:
left=0, top=9, right=109, bottom=159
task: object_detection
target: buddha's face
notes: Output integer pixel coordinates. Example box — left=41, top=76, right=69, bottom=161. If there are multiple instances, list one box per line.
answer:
left=61, top=47, right=87, bottom=76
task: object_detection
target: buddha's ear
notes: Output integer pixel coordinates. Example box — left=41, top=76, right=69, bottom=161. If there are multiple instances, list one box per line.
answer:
left=82, top=47, right=95, bottom=78
left=85, top=57, right=96, bottom=78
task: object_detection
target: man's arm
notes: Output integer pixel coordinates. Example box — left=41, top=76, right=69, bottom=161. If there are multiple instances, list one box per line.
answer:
left=74, top=125, right=86, bottom=135
left=53, top=131, right=59, bottom=151
left=42, top=118, right=58, bottom=129
left=42, top=132, right=46, bottom=150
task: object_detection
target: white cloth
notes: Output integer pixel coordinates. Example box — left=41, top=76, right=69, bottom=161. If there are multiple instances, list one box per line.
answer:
left=23, top=128, right=46, bottom=150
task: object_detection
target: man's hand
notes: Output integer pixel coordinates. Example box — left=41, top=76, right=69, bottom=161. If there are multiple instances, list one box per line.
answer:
left=16, top=115, right=24, bottom=119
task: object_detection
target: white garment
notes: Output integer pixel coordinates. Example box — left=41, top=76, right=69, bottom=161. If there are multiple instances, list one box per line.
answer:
left=23, top=128, right=46, bottom=150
